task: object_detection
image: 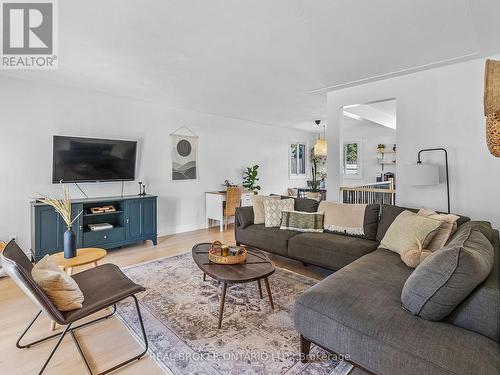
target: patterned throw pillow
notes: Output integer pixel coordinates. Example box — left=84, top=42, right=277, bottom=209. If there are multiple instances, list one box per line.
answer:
left=280, top=210, right=324, bottom=232
left=251, top=195, right=279, bottom=224
left=264, top=198, right=294, bottom=227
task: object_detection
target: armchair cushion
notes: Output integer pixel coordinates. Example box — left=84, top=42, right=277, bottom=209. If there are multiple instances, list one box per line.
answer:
left=31, top=255, right=84, bottom=312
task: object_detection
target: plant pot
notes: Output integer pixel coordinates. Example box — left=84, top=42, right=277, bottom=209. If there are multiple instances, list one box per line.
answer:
left=377, top=147, right=385, bottom=153
left=64, top=228, right=77, bottom=259
left=306, top=191, right=320, bottom=200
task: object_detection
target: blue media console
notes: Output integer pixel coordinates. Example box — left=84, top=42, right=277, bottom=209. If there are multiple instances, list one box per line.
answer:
left=30, top=195, right=157, bottom=262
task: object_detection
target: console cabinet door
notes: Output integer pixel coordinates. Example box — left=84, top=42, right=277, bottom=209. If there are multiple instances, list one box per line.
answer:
left=142, top=198, right=157, bottom=237
left=126, top=198, right=156, bottom=240
left=126, top=199, right=143, bottom=240
left=35, top=205, right=63, bottom=259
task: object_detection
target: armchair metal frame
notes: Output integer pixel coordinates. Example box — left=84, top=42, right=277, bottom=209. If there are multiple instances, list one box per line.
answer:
left=16, top=300, right=148, bottom=375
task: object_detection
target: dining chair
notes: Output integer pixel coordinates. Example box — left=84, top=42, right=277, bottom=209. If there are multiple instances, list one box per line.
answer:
left=1, top=240, right=149, bottom=375
left=224, top=186, right=242, bottom=231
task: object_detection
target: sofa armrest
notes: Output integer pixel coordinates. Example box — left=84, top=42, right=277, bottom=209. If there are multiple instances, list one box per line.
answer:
left=236, top=206, right=254, bottom=229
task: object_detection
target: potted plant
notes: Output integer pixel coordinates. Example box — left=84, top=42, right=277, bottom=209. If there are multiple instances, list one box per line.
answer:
left=307, top=156, right=321, bottom=200
left=39, top=185, right=83, bottom=259
left=377, top=144, right=386, bottom=153
left=242, top=165, right=261, bottom=194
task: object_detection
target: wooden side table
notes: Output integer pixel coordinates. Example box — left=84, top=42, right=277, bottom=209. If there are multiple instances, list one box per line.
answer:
left=48, top=247, right=107, bottom=330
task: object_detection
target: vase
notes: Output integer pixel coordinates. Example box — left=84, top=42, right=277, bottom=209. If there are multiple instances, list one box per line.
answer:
left=64, top=228, right=77, bottom=259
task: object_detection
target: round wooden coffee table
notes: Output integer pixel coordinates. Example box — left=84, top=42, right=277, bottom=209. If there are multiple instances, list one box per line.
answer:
left=49, top=247, right=107, bottom=276
left=192, top=243, right=275, bottom=329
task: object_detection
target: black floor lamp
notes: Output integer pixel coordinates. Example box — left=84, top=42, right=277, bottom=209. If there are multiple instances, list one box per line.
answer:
left=403, top=148, right=450, bottom=213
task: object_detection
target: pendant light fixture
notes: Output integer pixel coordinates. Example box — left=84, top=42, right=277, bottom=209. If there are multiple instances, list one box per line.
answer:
left=313, top=120, right=327, bottom=156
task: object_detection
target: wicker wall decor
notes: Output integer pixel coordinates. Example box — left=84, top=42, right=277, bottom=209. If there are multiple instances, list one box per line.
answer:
left=484, top=59, right=500, bottom=157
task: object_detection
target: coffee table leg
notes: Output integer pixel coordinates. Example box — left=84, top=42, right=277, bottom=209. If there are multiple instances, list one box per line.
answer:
left=264, top=277, right=274, bottom=311
left=203, top=273, right=206, bottom=281
left=257, top=279, right=263, bottom=299
left=218, top=283, right=227, bottom=329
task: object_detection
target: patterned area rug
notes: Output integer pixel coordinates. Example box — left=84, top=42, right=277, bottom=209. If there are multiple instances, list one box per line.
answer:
left=116, top=253, right=353, bottom=375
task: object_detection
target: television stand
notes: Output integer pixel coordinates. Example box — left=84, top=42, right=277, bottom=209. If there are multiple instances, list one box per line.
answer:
left=30, top=195, right=157, bottom=262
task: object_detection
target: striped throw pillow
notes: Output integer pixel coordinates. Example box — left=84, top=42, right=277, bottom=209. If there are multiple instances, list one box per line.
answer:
left=280, top=210, right=324, bottom=232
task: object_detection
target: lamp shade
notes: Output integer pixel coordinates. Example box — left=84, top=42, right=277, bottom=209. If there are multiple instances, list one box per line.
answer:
left=402, top=163, right=439, bottom=186
left=314, top=139, right=327, bottom=156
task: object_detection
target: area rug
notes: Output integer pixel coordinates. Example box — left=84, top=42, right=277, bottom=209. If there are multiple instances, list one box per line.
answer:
left=116, top=253, right=353, bottom=375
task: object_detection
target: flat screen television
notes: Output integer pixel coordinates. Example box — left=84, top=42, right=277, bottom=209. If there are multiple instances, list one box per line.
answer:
left=52, top=136, right=137, bottom=183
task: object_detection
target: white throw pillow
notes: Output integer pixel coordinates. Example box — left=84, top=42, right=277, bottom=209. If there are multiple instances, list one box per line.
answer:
left=264, top=198, right=294, bottom=227
left=32, top=255, right=84, bottom=311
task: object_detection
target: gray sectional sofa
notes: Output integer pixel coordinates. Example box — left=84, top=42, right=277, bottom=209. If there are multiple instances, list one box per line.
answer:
left=235, top=202, right=500, bottom=375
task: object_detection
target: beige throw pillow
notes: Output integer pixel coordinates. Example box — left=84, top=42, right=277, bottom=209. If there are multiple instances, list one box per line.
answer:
left=251, top=195, right=279, bottom=224
left=32, top=255, right=84, bottom=311
left=380, top=210, right=441, bottom=262
left=318, top=201, right=367, bottom=236
left=417, top=208, right=460, bottom=251
left=264, top=198, right=294, bottom=227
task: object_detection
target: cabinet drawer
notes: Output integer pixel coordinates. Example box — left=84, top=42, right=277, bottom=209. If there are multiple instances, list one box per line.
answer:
left=83, top=227, right=125, bottom=247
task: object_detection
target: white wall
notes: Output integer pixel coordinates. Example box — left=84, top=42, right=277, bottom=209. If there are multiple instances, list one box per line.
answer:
left=327, top=55, right=500, bottom=228
left=341, top=117, right=396, bottom=186
left=0, top=77, right=313, bottom=250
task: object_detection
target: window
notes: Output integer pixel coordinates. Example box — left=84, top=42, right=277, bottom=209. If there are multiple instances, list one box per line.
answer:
left=343, top=140, right=362, bottom=178
left=290, top=143, right=306, bottom=177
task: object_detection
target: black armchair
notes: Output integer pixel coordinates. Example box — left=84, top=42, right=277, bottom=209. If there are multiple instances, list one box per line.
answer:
left=1, top=240, right=148, bottom=375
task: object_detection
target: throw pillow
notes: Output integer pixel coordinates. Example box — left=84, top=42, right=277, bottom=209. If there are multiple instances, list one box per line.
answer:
left=318, top=201, right=367, bottom=236
left=32, top=255, right=84, bottom=311
left=251, top=195, right=279, bottom=224
left=264, top=198, right=294, bottom=227
left=417, top=208, right=460, bottom=251
left=401, top=227, right=494, bottom=320
left=280, top=210, right=324, bottom=232
left=380, top=210, right=441, bottom=257
left=400, top=238, right=433, bottom=268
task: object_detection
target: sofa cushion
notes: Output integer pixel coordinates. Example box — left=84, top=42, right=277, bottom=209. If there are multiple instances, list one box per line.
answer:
left=288, top=232, right=378, bottom=270
left=293, top=248, right=500, bottom=375
left=235, top=224, right=298, bottom=256
left=376, top=204, right=470, bottom=242
left=236, top=206, right=254, bottom=229
left=445, top=229, right=500, bottom=342
left=401, top=226, right=494, bottom=321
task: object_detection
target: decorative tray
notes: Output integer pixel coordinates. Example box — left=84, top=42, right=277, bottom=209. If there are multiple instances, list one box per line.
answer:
left=208, top=241, right=247, bottom=264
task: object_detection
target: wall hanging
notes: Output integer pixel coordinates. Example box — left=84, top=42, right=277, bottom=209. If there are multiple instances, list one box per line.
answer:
left=484, top=59, right=500, bottom=157
left=171, top=126, right=198, bottom=180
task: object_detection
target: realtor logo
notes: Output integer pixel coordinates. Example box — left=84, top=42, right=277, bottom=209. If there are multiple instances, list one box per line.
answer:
left=1, top=0, right=58, bottom=69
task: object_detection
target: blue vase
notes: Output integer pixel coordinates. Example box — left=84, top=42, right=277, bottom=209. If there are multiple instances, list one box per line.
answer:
left=64, top=228, right=77, bottom=259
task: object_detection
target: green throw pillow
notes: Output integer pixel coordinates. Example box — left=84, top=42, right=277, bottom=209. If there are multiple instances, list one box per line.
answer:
left=280, top=210, right=324, bottom=232
left=380, top=210, right=441, bottom=255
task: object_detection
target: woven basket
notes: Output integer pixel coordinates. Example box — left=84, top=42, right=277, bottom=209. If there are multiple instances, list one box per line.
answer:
left=484, top=59, right=500, bottom=116
left=486, top=112, right=500, bottom=157
left=208, top=241, right=247, bottom=264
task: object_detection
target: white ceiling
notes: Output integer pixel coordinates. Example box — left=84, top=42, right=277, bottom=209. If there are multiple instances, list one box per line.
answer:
left=2, top=0, right=500, bottom=131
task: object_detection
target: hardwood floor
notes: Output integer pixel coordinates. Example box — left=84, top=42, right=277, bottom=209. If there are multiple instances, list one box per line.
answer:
left=0, top=226, right=328, bottom=375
